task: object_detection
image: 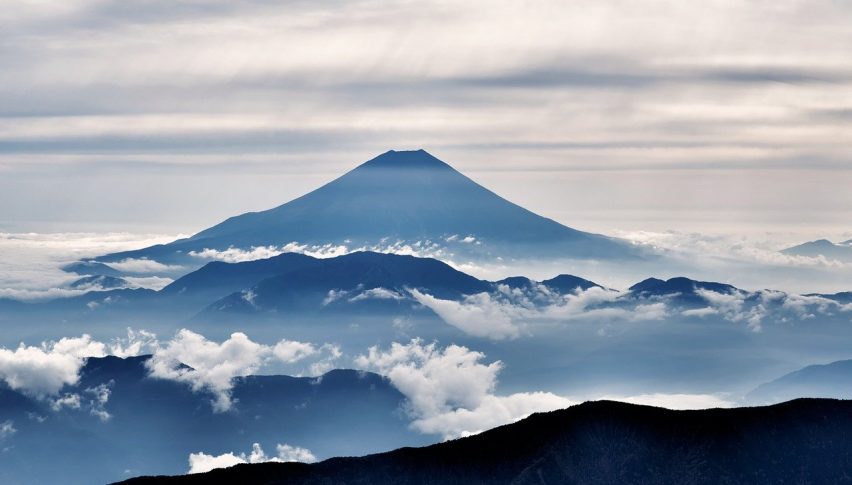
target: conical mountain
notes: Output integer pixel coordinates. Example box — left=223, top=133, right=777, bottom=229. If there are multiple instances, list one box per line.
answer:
left=96, top=150, right=637, bottom=265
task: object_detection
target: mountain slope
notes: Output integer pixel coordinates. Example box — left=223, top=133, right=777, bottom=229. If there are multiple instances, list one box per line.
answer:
left=119, top=398, right=852, bottom=485
left=0, top=356, right=426, bottom=485
left=94, top=150, right=638, bottom=265
left=747, top=359, right=852, bottom=404
left=201, top=251, right=491, bottom=316
left=781, top=239, right=852, bottom=263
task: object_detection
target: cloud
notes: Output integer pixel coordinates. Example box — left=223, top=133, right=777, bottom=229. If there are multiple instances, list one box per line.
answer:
left=0, top=420, right=16, bottom=440
left=409, top=290, right=522, bottom=340
left=348, top=287, right=405, bottom=302
left=188, top=442, right=316, bottom=474
left=355, top=339, right=574, bottom=438
left=190, top=243, right=349, bottom=263
left=146, top=330, right=271, bottom=412
left=51, top=392, right=82, bottom=411
left=85, top=382, right=113, bottom=421
left=272, top=340, right=318, bottom=363
left=146, top=330, right=337, bottom=411
left=409, top=285, right=667, bottom=340
left=107, top=258, right=183, bottom=274
left=0, top=335, right=106, bottom=398
left=108, top=328, right=158, bottom=358
left=275, top=444, right=317, bottom=463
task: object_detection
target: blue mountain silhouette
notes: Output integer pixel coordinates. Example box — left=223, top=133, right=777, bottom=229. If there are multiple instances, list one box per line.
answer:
left=94, top=150, right=639, bottom=266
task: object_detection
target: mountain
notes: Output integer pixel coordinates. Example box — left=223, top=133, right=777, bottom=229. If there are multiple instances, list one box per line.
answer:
left=541, top=274, right=603, bottom=292
left=201, top=251, right=491, bottom=316
left=118, top=398, right=852, bottom=485
left=747, top=359, right=852, bottom=404
left=781, top=239, right=852, bottom=263
left=0, top=355, right=427, bottom=485
left=68, top=274, right=129, bottom=290
left=93, top=150, right=640, bottom=267
left=627, top=276, right=739, bottom=305
left=62, top=261, right=124, bottom=277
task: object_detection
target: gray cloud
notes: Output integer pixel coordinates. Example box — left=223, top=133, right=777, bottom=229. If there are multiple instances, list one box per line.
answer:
left=0, top=0, right=850, bottom=237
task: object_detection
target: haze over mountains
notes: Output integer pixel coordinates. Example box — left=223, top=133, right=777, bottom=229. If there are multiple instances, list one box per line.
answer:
left=0, top=355, right=424, bottom=485
left=782, top=238, right=852, bottom=263
left=91, top=150, right=641, bottom=267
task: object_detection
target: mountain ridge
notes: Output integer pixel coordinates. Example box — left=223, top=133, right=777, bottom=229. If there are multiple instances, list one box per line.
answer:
left=116, top=398, right=852, bottom=485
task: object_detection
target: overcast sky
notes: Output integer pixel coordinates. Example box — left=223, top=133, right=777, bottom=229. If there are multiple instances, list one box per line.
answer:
left=1, top=0, right=850, bottom=239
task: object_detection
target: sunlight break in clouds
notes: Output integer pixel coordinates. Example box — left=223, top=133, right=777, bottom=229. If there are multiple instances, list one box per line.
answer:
left=187, top=442, right=316, bottom=474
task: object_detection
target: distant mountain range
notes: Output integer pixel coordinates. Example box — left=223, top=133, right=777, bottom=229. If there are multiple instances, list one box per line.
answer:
left=5, top=252, right=849, bottom=330
left=0, top=355, right=426, bottom=485
left=747, top=358, right=852, bottom=404
left=118, top=398, right=852, bottom=485
left=89, top=150, right=642, bottom=268
left=782, top=238, right=852, bottom=263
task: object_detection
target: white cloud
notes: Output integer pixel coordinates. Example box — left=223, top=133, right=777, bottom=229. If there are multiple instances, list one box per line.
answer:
left=409, top=290, right=522, bottom=340
left=51, top=393, right=81, bottom=411
left=188, top=442, right=316, bottom=474
left=275, top=444, right=317, bottom=463
left=0, top=232, right=181, bottom=301
left=348, top=287, right=405, bottom=302
left=146, top=330, right=272, bottom=412
left=272, top=340, right=317, bottom=363
left=0, top=420, right=16, bottom=440
left=187, top=450, right=245, bottom=474
left=0, top=335, right=106, bottom=398
left=409, top=285, right=668, bottom=340
left=355, top=339, right=574, bottom=439
left=190, top=243, right=349, bottom=263
left=682, top=306, right=718, bottom=317
left=107, top=258, right=183, bottom=274
left=85, top=382, right=113, bottom=421
left=109, top=328, right=158, bottom=358
left=146, top=330, right=337, bottom=411
left=695, top=288, right=766, bottom=332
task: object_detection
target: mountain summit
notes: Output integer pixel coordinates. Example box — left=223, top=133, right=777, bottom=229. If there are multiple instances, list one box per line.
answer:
left=96, top=150, right=638, bottom=265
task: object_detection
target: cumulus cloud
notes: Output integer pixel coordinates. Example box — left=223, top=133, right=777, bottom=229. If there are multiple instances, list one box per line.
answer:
left=0, top=335, right=106, bottom=398
left=146, top=330, right=337, bottom=411
left=355, top=339, right=574, bottom=438
left=188, top=442, right=316, bottom=474
left=146, top=330, right=271, bottom=412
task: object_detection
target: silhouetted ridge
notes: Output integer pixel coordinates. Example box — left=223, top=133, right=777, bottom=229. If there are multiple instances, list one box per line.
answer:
left=117, top=398, right=852, bottom=485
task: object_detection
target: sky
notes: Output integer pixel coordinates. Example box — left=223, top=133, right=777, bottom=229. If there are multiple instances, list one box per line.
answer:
left=1, top=0, right=850, bottom=239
